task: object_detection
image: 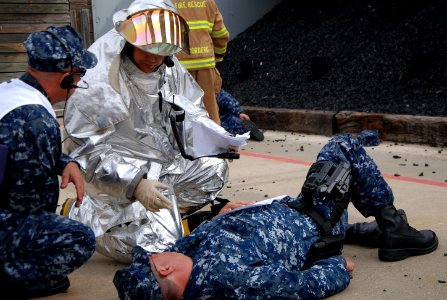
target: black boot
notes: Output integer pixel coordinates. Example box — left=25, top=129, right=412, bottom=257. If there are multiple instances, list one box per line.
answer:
left=241, top=119, right=264, bottom=141
left=345, top=209, right=407, bottom=248
left=375, top=204, right=438, bottom=261
left=345, top=221, right=379, bottom=247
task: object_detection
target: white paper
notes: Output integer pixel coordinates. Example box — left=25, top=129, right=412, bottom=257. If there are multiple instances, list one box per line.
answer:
left=191, top=118, right=250, bottom=156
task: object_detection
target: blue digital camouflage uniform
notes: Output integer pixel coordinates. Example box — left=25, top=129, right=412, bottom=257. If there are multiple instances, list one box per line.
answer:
left=217, top=89, right=246, bottom=135
left=0, top=25, right=97, bottom=292
left=114, top=130, right=394, bottom=299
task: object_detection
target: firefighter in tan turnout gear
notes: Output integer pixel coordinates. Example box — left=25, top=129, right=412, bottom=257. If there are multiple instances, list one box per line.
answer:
left=173, top=0, right=230, bottom=125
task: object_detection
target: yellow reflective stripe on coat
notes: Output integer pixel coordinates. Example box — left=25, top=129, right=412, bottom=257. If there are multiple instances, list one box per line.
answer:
left=187, top=20, right=213, bottom=31
left=178, top=57, right=216, bottom=69
left=214, top=45, right=227, bottom=55
left=211, top=27, right=229, bottom=38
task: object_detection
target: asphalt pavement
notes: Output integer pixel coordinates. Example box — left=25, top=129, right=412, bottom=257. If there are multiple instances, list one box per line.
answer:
left=47, top=130, right=447, bottom=300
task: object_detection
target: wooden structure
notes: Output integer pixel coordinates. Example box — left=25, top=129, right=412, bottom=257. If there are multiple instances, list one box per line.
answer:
left=0, top=0, right=93, bottom=83
left=244, top=106, right=447, bottom=147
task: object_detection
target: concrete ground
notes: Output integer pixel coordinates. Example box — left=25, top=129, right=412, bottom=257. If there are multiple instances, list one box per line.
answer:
left=47, top=130, right=447, bottom=299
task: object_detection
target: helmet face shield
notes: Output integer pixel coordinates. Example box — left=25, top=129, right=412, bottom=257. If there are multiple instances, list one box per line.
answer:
left=116, top=9, right=189, bottom=56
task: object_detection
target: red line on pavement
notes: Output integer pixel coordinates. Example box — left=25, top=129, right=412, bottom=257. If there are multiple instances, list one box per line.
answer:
left=240, top=151, right=313, bottom=166
left=240, top=151, right=447, bottom=188
left=381, top=174, right=447, bottom=188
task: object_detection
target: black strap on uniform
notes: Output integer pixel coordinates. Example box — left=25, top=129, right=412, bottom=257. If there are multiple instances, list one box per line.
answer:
left=161, top=93, right=240, bottom=161
left=295, top=160, right=352, bottom=236
left=287, top=160, right=352, bottom=269
left=158, top=92, right=163, bottom=113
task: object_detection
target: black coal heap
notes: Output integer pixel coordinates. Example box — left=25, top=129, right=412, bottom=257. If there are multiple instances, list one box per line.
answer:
left=218, top=0, right=447, bottom=117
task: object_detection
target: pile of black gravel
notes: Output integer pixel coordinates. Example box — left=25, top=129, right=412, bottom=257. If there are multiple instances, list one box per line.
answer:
left=218, top=0, right=447, bottom=117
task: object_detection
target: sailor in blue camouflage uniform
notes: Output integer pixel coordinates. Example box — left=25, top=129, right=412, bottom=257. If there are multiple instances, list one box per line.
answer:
left=217, top=89, right=246, bottom=135
left=114, top=130, right=438, bottom=299
left=217, top=89, right=264, bottom=141
left=0, top=25, right=97, bottom=298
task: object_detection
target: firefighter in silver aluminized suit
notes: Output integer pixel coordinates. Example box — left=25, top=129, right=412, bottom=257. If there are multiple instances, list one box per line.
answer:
left=62, top=0, right=232, bottom=263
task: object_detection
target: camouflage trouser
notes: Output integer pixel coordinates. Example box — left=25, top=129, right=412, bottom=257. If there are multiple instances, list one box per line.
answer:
left=0, top=210, right=95, bottom=290
left=316, top=130, right=394, bottom=217
left=217, top=89, right=246, bottom=135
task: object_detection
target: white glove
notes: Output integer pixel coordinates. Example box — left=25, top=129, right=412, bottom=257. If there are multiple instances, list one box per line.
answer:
left=133, top=179, right=172, bottom=212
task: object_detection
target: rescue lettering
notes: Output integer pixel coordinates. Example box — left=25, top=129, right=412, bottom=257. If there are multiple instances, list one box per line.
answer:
left=190, top=46, right=209, bottom=54
left=188, top=1, right=207, bottom=8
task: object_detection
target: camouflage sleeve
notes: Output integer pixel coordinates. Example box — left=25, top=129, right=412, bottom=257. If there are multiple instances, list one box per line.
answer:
left=2, top=105, right=64, bottom=212
left=245, top=256, right=351, bottom=298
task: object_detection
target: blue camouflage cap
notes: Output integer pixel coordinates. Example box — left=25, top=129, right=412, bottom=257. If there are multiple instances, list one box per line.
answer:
left=24, top=25, right=97, bottom=72
left=113, top=246, right=162, bottom=300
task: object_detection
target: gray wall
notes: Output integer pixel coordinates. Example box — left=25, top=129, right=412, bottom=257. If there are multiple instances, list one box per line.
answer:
left=91, top=0, right=281, bottom=41
left=214, top=0, right=281, bottom=38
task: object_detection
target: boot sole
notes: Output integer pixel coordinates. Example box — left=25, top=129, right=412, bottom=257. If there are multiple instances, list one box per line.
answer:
left=378, top=234, right=439, bottom=261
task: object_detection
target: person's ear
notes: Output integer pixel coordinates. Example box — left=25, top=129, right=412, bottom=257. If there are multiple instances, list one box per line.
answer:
left=59, top=73, right=73, bottom=89
left=158, top=265, right=175, bottom=277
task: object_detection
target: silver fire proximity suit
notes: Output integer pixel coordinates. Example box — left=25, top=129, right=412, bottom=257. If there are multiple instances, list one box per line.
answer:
left=62, top=0, right=230, bottom=263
